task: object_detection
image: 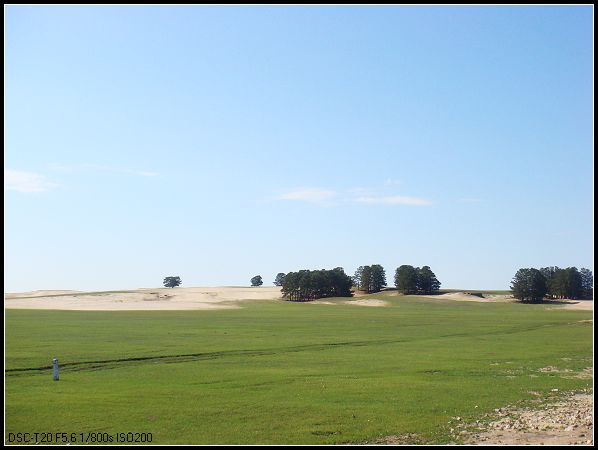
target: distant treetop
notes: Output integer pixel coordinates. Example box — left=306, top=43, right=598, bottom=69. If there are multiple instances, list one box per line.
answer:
left=274, top=273, right=286, bottom=286
left=163, top=276, right=182, bottom=288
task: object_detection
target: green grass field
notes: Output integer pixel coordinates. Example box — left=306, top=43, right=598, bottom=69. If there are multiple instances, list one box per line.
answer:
left=5, top=292, right=593, bottom=444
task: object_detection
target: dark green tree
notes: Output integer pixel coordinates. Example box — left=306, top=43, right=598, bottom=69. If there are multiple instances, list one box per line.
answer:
left=251, top=275, right=263, bottom=287
left=549, top=267, right=583, bottom=299
left=395, top=265, right=418, bottom=294
left=417, top=266, right=441, bottom=294
left=562, top=267, right=583, bottom=299
left=330, top=267, right=354, bottom=297
left=369, top=264, right=387, bottom=293
left=580, top=268, right=593, bottom=299
left=353, top=266, right=365, bottom=290
left=549, top=268, right=567, bottom=299
left=539, top=266, right=560, bottom=298
left=163, top=276, right=182, bottom=288
left=281, top=271, right=300, bottom=301
left=360, top=266, right=372, bottom=293
left=510, top=268, right=547, bottom=303
left=274, top=273, right=286, bottom=287
left=281, top=268, right=353, bottom=302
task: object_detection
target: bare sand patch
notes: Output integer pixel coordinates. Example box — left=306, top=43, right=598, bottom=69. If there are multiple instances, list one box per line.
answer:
left=544, top=299, right=594, bottom=311
left=343, top=299, right=388, bottom=307
left=534, top=366, right=592, bottom=380
left=352, top=290, right=379, bottom=297
left=421, top=293, right=593, bottom=311
left=367, top=433, right=425, bottom=445
left=421, top=292, right=514, bottom=303
left=462, top=391, right=593, bottom=445
left=5, top=290, right=81, bottom=299
left=297, top=298, right=389, bottom=307
left=4, top=287, right=282, bottom=311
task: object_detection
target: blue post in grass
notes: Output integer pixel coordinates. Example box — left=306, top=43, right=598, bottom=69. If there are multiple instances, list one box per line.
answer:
left=53, top=358, right=59, bottom=381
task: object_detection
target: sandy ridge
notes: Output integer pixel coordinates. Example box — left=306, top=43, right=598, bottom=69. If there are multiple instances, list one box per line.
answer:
left=421, top=292, right=593, bottom=311
left=5, top=289, right=592, bottom=311
left=4, top=287, right=283, bottom=311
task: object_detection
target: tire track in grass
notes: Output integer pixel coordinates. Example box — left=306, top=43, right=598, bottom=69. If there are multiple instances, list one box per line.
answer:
left=5, top=321, right=582, bottom=377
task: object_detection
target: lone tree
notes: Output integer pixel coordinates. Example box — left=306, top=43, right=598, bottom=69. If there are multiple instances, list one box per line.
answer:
left=251, top=275, right=263, bottom=287
left=274, top=273, right=286, bottom=286
left=163, top=276, right=182, bottom=288
left=510, top=268, right=547, bottom=303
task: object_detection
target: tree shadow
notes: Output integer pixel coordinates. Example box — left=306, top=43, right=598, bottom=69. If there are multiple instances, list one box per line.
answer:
left=541, top=299, right=581, bottom=305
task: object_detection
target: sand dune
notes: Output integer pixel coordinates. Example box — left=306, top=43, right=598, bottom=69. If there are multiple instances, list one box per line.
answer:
left=422, top=292, right=513, bottom=303
left=5, top=288, right=591, bottom=311
left=421, top=292, right=592, bottom=311
left=4, top=286, right=283, bottom=311
left=5, top=290, right=81, bottom=299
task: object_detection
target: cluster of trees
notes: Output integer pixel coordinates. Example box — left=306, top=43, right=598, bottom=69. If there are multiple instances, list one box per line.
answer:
left=249, top=273, right=285, bottom=286
left=539, top=267, right=593, bottom=299
left=281, top=267, right=353, bottom=302
left=511, top=266, right=593, bottom=303
left=261, top=263, right=442, bottom=297
left=394, top=265, right=441, bottom=294
left=277, top=263, right=440, bottom=299
left=353, top=265, right=386, bottom=293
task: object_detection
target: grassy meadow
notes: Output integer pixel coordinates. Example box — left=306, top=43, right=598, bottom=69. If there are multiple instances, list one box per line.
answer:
left=5, top=291, right=593, bottom=444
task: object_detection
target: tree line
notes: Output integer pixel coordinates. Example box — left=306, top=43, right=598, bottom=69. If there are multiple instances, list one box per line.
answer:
left=353, top=264, right=441, bottom=295
left=271, top=264, right=441, bottom=302
left=280, top=268, right=353, bottom=302
left=510, top=266, right=593, bottom=303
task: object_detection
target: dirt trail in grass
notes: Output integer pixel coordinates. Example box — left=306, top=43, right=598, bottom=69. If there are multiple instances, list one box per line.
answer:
left=461, top=390, right=594, bottom=445
left=6, top=338, right=405, bottom=376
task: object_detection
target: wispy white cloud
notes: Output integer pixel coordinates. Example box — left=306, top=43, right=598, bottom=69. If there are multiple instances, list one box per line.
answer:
left=354, top=195, right=432, bottom=206
left=49, top=163, right=158, bottom=177
left=274, top=187, right=432, bottom=207
left=5, top=169, right=58, bottom=193
left=276, top=188, right=337, bottom=203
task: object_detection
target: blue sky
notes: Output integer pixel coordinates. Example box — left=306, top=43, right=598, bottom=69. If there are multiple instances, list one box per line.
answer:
left=5, top=5, right=593, bottom=292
